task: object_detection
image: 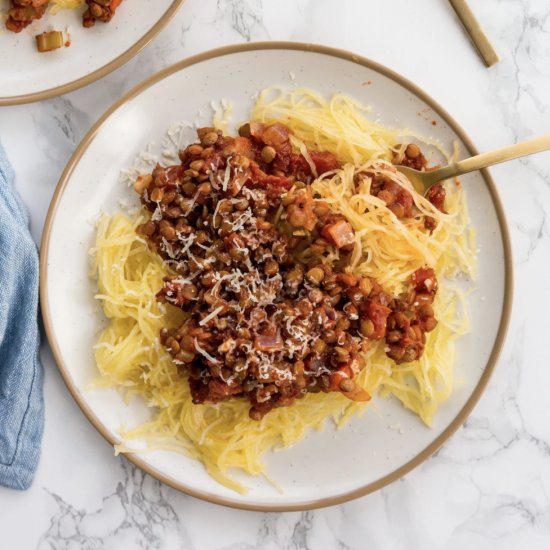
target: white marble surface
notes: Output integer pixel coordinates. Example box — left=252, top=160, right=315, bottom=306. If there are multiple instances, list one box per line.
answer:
left=1, top=0, right=549, bottom=548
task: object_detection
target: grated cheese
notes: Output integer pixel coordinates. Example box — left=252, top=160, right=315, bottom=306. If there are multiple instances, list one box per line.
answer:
left=194, top=339, right=220, bottom=364
left=199, top=306, right=224, bottom=326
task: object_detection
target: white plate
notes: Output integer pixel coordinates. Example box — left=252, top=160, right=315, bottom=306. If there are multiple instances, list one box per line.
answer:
left=41, top=43, right=512, bottom=511
left=0, top=0, right=183, bottom=105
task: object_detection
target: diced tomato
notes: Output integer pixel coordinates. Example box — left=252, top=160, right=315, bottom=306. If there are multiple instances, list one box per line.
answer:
left=262, top=174, right=292, bottom=192
left=426, top=183, right=446, bottom=212
left=309, top=151, right=340, bottom=174
left=224, top=136, right=255, bottom=159
left=249, top=163, right=292, bottom=192
left=367, top=300, right=391, bottom=339
left=411, top=267, right=438, bottom=294
left=271, top=141, right=294, bottom=172
left=395, top=187, right=414, bottom=217
left=249, top=122, right=266, bottom=139
left=261, top=124, right=290, bottom=147
left=289, top=153, right=311, bottom=173
left=321, top=220, right=355, bottom=249
left=379, top=180, right=414, bottom=217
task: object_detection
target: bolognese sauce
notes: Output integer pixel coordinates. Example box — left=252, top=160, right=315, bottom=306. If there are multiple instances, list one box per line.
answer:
left=134, top=123, right=440, bottom=420
left=6, top=0, right=50, bottom=32
left=83, top=0, right=123, bottom=27
left=5, top=0, right=124, bottom=34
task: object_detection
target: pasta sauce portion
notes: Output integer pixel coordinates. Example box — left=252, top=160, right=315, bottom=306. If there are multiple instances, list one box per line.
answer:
left=134, top=123, right=440, bottom=421
left=5, top=0, right=122, bottom=33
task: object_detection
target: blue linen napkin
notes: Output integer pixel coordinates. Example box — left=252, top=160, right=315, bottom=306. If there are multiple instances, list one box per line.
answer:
left=0, top=142, right=44, bottom=490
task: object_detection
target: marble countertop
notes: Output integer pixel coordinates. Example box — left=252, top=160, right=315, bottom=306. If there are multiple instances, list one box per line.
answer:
left=1, top=0, right=549, bottom=548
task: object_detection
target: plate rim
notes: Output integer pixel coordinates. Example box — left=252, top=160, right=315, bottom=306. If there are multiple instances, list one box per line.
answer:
left=39, top=41, right=514, bottom=512
left=0, top=0, right=185, bottom=106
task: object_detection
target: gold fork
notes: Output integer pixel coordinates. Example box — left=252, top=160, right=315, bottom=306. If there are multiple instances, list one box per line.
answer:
left=396, top=136, right=550, bottom=195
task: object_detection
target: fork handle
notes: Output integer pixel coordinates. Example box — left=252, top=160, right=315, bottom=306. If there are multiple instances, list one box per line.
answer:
left=426, top=135, right=550, bottom=185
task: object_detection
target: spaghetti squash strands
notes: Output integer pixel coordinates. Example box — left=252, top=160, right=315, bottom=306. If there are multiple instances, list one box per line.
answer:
left=50, top=0, right=85, bottom=15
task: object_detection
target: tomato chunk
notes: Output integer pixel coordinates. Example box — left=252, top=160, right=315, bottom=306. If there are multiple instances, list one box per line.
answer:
left=367, top=300, right=391, bottom=339
left=426, top=183, right=446, bottom=212
left=260, top=124, right=290, bottom=147
left=309, top=151, right=340, bottom=174
left=322, top=220, right=355, bottom=249
left=224, top=136, right=256, bottom=158
left=395, top=187, right=414, bottom=217
left=411, top=267, right=438, bottom=294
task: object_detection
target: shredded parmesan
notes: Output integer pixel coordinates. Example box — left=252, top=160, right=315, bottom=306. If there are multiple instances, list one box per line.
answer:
left=221, top=157, right=232, bottom=191
left=199, top=306, right=224, bottom=326
left=194, top=339, right=219, bottom=364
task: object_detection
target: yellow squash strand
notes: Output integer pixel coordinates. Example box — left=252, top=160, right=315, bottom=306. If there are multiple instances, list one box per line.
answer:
left=50, top=0, right=85, bottom=15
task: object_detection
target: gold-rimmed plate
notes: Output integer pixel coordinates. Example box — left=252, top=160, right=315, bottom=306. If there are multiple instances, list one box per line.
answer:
left=0, top=0, right=184, bottom=105
left=40, top=43, right=512, bottom=511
